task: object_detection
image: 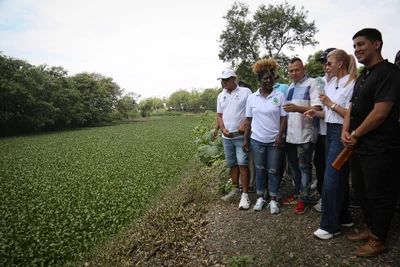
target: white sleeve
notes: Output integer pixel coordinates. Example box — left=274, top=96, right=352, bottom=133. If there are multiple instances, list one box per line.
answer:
left=216, top=93, right=222, bottom=113
left=310, top=81, right=322, bottom=107
left=246, top=95, right=253, bottom=118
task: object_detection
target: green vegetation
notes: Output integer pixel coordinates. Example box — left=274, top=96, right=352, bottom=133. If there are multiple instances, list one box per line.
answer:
left=193, top=111, right=224, bottom=165
left=84, top=158, right=226, bottom=266
left=305, top=50, right=325, bottom=78
left=0, top=115, right=198, bottom=266
left=218, top=1, right=319, bottom=88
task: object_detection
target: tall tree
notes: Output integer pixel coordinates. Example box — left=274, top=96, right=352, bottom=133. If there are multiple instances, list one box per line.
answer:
left=116, top=92, right=140, bottom=119
left=219, top=1, right=318, bottom=81
left=199, top=88, right=221, bottom=111
left=0, top=55, right=54, bottom=133
left=138, top=97, right=164, bottom=117
left=305, top=50, right=325, bottom=78
left=42, top=66, right=86, bottom=128
left=71, top=73, right=115, bottom=124
left=189, top=89, right=201, bottom=112
left=167, top=90, right=191, bottom=111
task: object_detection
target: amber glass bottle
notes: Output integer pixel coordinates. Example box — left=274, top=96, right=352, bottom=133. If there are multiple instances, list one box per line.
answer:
left=332, top=147, right=353, bottom=170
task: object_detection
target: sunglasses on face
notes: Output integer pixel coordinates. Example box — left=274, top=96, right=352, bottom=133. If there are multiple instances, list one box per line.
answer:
left=221, top=78, right=231, bottom=83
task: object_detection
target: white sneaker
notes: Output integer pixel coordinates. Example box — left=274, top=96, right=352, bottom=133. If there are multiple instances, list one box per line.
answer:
left=313, top=198, right=322, bottom=213
left=239, top=194, right=250, bottom=210
left=313, top=228, right=341, bottom=240
left=254, top=197, right=266, bottom=211
left=221, top=188, right=240, bottom=201
left=311, top=179, right=318, bottom=190
left=268, top=200, right=280, bottom=214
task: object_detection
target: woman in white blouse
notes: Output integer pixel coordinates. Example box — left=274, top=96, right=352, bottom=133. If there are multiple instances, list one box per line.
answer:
left=305, top=49, right=358, bottom=239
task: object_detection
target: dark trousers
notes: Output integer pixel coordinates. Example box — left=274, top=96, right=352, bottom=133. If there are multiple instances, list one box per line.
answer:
left=314, top=134, right=326, bottom=195
left=349, top=151, right=400, bottom=240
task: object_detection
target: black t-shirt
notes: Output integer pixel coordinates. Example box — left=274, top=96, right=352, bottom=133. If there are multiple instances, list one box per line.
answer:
left=350, top=60, right=400, bottom=155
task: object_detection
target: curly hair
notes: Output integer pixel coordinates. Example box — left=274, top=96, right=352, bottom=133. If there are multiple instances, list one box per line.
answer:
left=252, top=58, right=279, bottom=75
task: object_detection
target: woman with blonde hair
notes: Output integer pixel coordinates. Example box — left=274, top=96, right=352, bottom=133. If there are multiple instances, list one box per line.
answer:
left=242, top=58, right=287, bottom=214
left=305, top=49, right=358, bottom=239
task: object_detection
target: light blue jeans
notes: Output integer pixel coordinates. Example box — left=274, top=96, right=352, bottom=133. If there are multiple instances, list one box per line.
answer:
left=222, top=137, right=248, bottom=167
left=250, top=138, right=286, bottom=197
left=287, top=142, right=314, bottom=203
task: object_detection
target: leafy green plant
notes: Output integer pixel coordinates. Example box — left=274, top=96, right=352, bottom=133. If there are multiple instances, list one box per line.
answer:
left=0, top=115, right=199, bottom=266
left=193, top=110, right=225, bottom=165
left=228, top=255, right=266, bottom=266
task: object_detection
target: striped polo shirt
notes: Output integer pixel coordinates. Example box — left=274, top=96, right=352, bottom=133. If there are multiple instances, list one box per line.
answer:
left=286, top=75, right=321, bottom=144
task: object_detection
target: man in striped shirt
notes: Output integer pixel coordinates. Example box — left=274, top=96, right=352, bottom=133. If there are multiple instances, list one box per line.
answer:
left=282, top=58, right=322, bottom=214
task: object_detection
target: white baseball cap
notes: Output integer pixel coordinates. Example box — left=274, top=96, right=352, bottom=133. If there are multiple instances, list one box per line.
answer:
left=217, top=69, right=236, bottom=80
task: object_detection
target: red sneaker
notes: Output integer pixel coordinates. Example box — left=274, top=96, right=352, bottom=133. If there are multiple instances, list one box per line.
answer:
left=293, top=200, right=308, bottom=214
left=282, top=194, right=297, bottom=205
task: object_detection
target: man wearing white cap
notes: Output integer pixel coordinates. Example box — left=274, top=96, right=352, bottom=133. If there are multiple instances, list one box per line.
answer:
left=217, top=69, right=252, bottom=209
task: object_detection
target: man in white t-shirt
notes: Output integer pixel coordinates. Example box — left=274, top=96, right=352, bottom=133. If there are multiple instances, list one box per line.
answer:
left=217, top=69, right=252, bottom=210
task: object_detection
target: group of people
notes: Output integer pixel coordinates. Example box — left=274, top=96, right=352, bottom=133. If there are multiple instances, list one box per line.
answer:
left=215, top=28, right=400, bottom=257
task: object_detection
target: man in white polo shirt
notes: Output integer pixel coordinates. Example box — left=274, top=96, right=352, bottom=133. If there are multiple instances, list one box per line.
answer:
left=217, top=69, right=252, bottom=209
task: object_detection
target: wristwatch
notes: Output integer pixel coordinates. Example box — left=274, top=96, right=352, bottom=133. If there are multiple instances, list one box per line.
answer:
left=330, top=103, right=338, bottom=111
left=350, top=130, right=358, bottom=139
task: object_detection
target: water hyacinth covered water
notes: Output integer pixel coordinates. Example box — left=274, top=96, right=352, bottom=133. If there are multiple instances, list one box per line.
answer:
left=0, top=116, right=198, bottom=266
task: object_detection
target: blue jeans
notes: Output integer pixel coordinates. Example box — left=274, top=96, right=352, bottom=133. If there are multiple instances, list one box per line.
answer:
left=320, top=123, right=352, bottom=233
left=250, top=138, right=286, bottom=197
left=222, top=137, right=248, bottom=167
left=287, top=142, right=314, bottom=202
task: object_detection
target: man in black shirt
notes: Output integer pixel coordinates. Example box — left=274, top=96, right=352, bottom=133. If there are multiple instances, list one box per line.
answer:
left=396, top=50, right=400, bottom=213
left=341, top=28, right=400, bottom=257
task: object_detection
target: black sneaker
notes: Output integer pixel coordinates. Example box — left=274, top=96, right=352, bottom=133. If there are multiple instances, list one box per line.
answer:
left=349, top=199, right=361, bottom=209
left=308, top=191, right=321, bottom=204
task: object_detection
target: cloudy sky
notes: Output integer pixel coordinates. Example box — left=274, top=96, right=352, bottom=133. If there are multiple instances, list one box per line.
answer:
left=0, top=0, right=398, bottom=100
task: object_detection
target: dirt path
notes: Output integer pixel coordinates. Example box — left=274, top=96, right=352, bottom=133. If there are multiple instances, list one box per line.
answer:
left=202, top=181, right=400, bottom=266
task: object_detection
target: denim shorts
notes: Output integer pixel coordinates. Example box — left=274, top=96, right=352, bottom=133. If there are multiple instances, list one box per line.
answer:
left=222, top=137, right=248, bottom=167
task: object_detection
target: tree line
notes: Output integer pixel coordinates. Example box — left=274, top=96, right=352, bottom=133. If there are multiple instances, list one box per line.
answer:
left=0, top=52, right=222, bottom=135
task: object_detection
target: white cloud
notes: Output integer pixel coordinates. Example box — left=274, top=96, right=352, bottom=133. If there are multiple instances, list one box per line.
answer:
left=1, top=0, right=399, bottom=99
